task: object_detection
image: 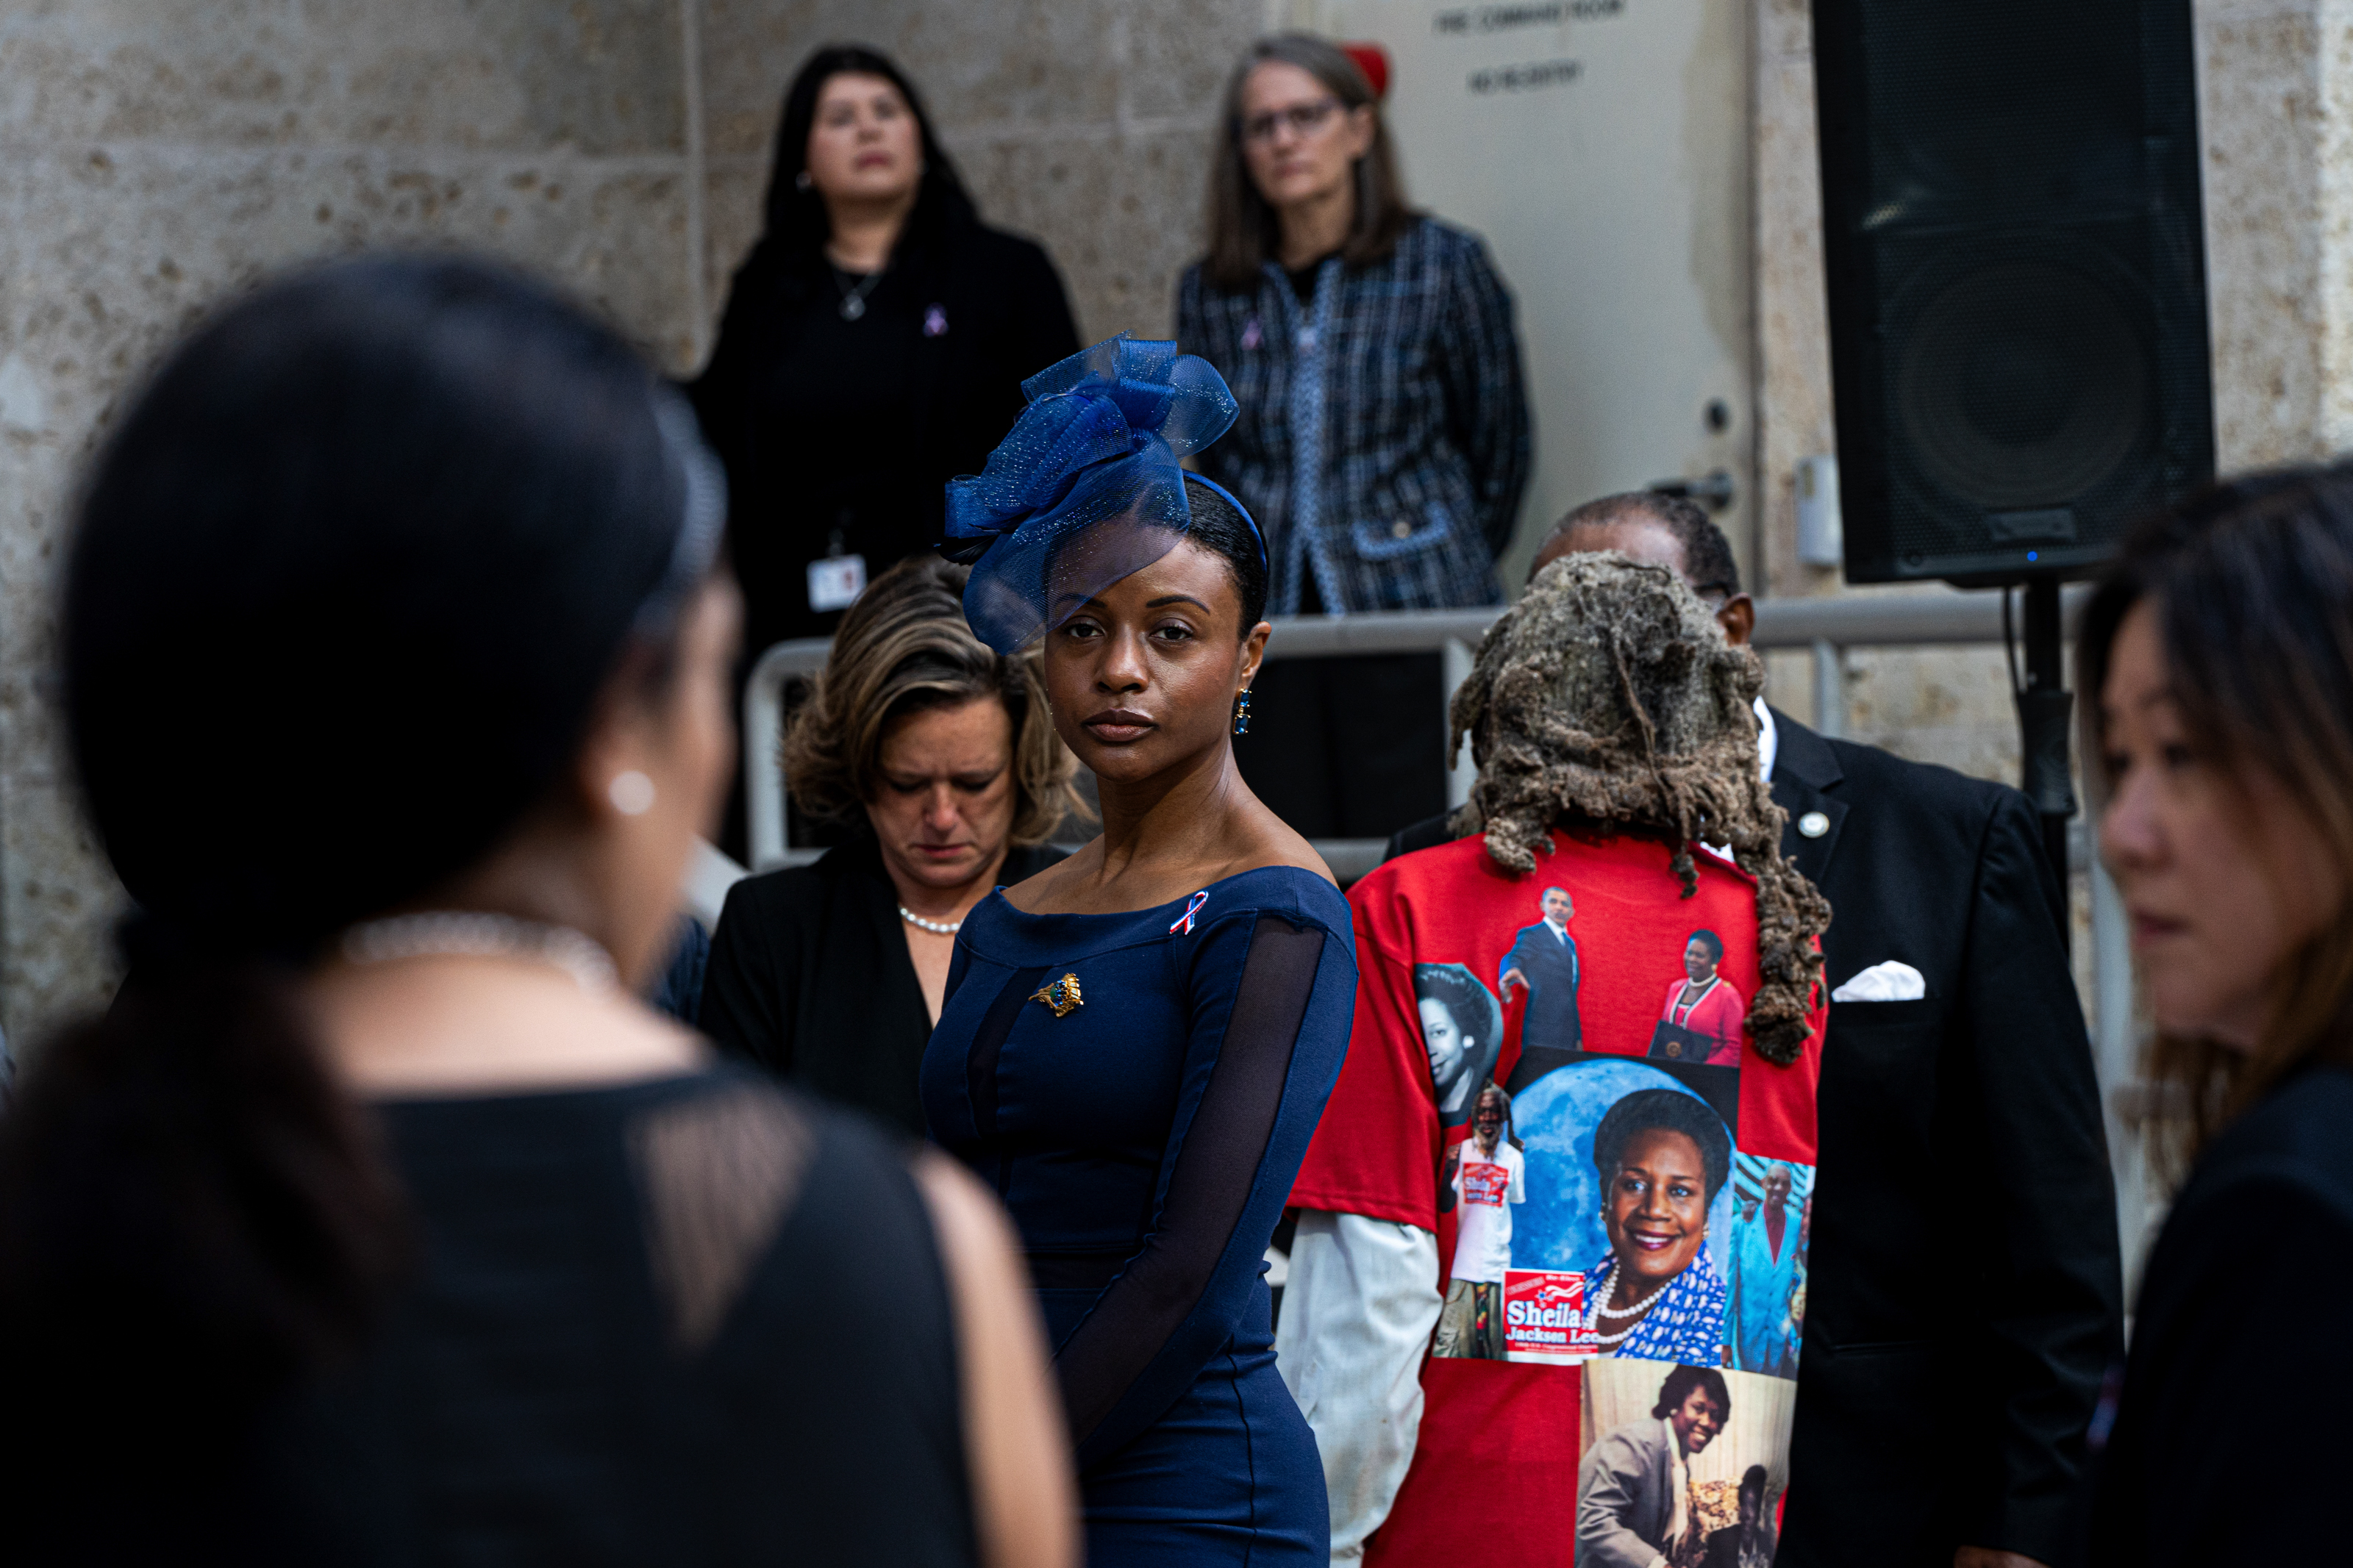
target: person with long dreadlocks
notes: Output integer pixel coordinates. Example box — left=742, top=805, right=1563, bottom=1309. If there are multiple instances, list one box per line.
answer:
left=1274, top=552, right=1829, bottom=1563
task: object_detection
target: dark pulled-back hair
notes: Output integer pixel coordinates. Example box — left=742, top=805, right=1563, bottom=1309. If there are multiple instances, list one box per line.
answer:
left=1686, top=928, right=1726, bottom=964
left=1202, top=34, right=1415, bottom=293
left=1593, top=1088, right=1733, bottom=1204
left=761, top=44, right=975, bottom=259
left=1184, top=475, right=1269, bottom=632
left=2081, top=464, right=2353, bottom=1164
left=1032, top=476, right=1267, bottom=643
left=0, top=256, right=700, bottom=1509
left=1652, top=1363, right=1732, bottom=1420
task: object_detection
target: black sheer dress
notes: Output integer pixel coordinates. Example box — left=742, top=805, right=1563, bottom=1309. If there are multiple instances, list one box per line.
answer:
left=259, top=1066, right=973, bottom=1564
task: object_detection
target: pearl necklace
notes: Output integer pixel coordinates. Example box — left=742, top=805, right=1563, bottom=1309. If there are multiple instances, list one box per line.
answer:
left=342, top=912, right=617, bottom=995
left=1583, top=1258, right=1673, bottom=1347
left=899, top=906, right=963, bottom=935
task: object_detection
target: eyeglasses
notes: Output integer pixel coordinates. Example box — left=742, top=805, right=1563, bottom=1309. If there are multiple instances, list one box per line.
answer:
left=1241, top=98, right=1343, bottom=144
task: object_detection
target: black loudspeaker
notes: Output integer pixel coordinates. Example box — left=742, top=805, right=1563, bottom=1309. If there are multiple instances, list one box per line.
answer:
left=1812, top=0, right=2214, bottom=584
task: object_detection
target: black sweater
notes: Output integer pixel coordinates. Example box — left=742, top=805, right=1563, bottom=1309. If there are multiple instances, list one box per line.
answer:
left=690, top=218, right=1079, bottom=653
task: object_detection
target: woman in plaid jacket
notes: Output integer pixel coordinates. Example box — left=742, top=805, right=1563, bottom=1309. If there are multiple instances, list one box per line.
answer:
left=1175, top=32, right=1531, bottom=838
left=1177, top=35, right=1530, bottom=617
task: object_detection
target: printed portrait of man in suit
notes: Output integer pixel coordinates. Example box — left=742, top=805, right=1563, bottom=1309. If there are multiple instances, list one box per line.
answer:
left=1499, top=885, right=1582, bottom=1087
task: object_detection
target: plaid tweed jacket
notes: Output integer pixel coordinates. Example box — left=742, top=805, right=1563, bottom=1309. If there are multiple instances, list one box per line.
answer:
left=1176, top=217, right=1530, bottom=614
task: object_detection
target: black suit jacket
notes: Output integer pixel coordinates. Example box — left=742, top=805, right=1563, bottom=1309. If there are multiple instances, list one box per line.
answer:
left=1760, top=712, right=2121, bottom=1568
left=699, top=836, right=1064, bottom=1138
left=1382, top=711, right=2123, bottom=1566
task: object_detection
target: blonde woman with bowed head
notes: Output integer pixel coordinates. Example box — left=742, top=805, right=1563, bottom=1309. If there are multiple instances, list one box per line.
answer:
left=701, top=554, right=1083, bottom=1135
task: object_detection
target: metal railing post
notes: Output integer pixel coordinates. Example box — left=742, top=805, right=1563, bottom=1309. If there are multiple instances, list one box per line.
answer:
left=1811, top=638, right=1846, bottom=739
left=1442, top=637, right=1476, bottom=810
left=745, top=644, right=819, bottom=872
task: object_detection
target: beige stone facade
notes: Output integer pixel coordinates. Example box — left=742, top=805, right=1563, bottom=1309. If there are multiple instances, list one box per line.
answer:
left=0, top=1, right=2339, bottom=1046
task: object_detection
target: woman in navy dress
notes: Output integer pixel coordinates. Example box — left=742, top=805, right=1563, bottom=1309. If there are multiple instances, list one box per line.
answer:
left=923, top=338, right=1356, bottom=1564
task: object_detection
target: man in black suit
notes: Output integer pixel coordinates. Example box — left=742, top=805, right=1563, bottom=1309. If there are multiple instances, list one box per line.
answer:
left=1497, top=884, right=1583, bottom=1081
left=1385, top=493, right=2123, bottom=1568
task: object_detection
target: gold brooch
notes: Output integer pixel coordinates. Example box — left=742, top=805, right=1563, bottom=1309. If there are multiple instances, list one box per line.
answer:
left=1032, top=973, right=1083, bottom=1017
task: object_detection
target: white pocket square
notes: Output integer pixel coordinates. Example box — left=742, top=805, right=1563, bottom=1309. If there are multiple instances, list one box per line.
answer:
left=1831, top=960, right=1927, bottom=1003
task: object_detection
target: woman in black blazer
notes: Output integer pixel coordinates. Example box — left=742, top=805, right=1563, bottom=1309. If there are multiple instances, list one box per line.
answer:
left=700, top=556, right=1082, bottom=1136
left=2082, top=465, right=2353, bottom=1567
left=691, top=45, right=1081, bottom=660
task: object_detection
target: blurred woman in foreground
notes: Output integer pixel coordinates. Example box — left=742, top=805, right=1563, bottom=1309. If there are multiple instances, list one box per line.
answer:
left=0, top=255, right=1073, bottom=1567
left=2083, top=466, right=2353, bottom=1567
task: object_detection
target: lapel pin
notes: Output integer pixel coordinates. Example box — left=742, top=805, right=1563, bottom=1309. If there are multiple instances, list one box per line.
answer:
left=1032, top=973, right=1083, bottom=1017
left=1799, top=811, right=1831, bottom=839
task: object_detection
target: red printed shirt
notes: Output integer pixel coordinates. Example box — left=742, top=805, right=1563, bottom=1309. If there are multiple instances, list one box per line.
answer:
left=1289, top=830, right=1824, bottom=1566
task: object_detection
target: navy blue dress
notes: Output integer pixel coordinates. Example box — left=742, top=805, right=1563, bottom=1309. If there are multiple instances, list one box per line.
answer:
left=921, top=865, right=1356, bottom=1565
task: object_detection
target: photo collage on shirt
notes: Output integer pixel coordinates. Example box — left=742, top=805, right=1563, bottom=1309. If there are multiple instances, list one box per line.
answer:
left=1413, top=878, right=1815, bottom=1566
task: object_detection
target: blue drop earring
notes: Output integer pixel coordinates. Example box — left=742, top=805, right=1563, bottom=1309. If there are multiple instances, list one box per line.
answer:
left=1232, top=688, right=1254, bottom=736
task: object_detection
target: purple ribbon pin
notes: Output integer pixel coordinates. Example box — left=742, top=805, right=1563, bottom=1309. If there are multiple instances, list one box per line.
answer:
left=1169, top=890, right=1210, bottom=935
left=924, top=304, right=949, bottom=337
left=1240, top=316, right=1263, bottom=351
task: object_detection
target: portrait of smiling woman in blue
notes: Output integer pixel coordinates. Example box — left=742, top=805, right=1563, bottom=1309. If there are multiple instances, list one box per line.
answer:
left=921, top=337, right=1356, bottom=1565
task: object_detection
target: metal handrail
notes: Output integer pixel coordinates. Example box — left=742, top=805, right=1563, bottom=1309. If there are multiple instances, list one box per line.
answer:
left=743, top=582, right=2095, bottom=868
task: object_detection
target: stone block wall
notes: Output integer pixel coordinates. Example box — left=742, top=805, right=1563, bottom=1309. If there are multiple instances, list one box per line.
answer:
left=0, top=1, right=713, bottom=1049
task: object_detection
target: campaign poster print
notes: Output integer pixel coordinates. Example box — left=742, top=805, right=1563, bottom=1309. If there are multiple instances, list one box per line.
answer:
left=1507, top=1059, right=1737, bottom=1367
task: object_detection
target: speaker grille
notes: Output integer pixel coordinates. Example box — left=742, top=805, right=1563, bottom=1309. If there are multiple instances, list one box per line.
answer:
left=1892, top=253, right=2152, bottom=511
left=1813, top=0, right=2212, bottom=583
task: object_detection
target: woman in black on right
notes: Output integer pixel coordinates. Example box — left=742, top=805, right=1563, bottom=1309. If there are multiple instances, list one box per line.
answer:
left=2082, top=466, right=2353, bottom=1567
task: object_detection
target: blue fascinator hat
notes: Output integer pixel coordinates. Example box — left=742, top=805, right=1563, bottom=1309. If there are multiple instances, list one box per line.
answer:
left=943, top=334, right=1262, bottom=654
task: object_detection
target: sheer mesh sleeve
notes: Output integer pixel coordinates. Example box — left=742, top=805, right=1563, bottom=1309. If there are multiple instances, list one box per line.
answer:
left=1051, top=910, right=1349, bottom=1469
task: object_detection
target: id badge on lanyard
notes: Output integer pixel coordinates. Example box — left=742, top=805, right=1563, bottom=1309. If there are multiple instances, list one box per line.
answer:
left=807, top=528, right=866, bottom=613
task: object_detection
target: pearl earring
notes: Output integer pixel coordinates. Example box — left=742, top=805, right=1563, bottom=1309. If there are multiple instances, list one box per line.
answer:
left=609, top=770, right=657, bottom=816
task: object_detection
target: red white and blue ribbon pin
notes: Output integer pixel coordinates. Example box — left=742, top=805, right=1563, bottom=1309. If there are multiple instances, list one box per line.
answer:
left=1169, top=890, right=1210, bottom=936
